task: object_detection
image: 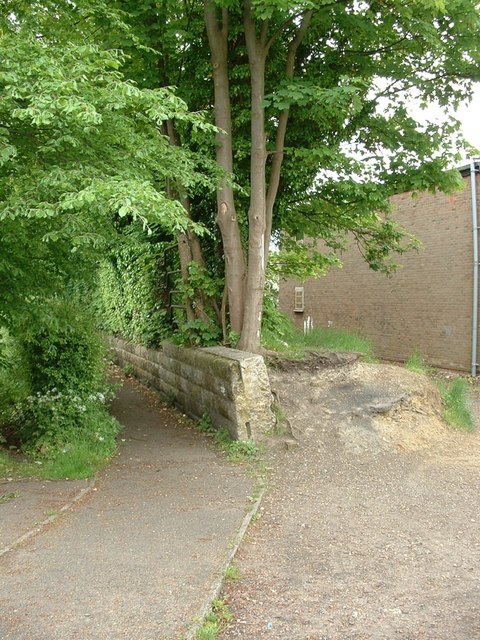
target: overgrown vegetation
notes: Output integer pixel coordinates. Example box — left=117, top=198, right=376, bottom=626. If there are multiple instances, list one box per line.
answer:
left=261, top=308, right=375, bottom=361
left=0, top=304, right=121, bottom=480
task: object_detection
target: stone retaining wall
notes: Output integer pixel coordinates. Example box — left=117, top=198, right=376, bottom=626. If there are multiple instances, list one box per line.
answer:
left=108, top=338, right=275, bottom=441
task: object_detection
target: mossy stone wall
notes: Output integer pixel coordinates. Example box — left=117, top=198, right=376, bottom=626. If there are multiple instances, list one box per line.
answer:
left=108, top=338, right=274, bottom=441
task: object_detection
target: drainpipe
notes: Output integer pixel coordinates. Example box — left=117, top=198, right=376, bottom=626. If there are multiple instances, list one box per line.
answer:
left=471, top=158, right=479, bottom=377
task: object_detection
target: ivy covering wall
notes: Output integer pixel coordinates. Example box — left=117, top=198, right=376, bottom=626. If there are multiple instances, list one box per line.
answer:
left=95, top=237, right=171, bottom=348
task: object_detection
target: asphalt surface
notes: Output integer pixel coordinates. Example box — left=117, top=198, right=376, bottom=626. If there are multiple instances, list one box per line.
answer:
left=0, top=378, right=254, bottom=640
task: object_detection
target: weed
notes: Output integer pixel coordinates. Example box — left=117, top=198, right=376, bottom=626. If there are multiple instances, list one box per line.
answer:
left=213, top=427, right=233, bottom=447
left=404, top=350, right=436, bottom=375
left=225, top=440, right=259, bottom=462
left=44, top=509, right=57, bottom=517
left=224, top=564, right=240, bottom=582
left=196, top=413, right=215, bottom=434
left=0, top=491, right=17, bottom=503
left=438, top=377, right=474, bottom=431
left=162, top=392, right=177, bottom=408
left=212, top=428, right=259, bottom=462
left=123, top=363, right=135, bottom=377
left=302, top=328, right=375, bottom=360
left=195, top=598, right=233, bottom=640
left=270, top=400, right=289, bottom=435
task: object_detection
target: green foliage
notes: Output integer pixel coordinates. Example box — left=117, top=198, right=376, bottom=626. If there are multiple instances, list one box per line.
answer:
left=261, top=304, right=375, bottom=360
left=95, top=237, right=169, bottom=347
left=225, top=439, right=259, bottom=462
left=177, top=319, right=222, bottom=347
left=261, top=294, right=299, bottom=353
left=404, top=353, right=474, bottom=431
left=0, top=299, right=121, bottom=478
left=213, top=427, right=259, bottom=462
left=438, top=378, right=474, bottom=432
left=18, top=301, right=105, bottom=396
left=196, top=413, right=215, bottom=434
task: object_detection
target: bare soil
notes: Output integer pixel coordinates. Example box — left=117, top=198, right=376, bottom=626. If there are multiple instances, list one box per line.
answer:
left=220, top=358, right=480, bottom=640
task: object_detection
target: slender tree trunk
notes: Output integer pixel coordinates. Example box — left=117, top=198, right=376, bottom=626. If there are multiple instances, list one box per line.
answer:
left=165, top=120, right=217, bottom=325
left=204, top=1, right=246, bottom=334
left=264, top=10, right=313, bottom=264
left=237, top=0, right=268, bottom=352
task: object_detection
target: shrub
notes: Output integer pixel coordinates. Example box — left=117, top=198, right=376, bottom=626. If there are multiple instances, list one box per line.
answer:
left=18, top=300, right=105, bottom=396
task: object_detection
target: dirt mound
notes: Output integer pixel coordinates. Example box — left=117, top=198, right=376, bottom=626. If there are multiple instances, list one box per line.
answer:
left=269, top=360, right=454, bottom=454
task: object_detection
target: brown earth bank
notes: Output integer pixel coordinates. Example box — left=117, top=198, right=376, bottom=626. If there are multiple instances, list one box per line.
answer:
left=219, top=359, right=480, bottom=640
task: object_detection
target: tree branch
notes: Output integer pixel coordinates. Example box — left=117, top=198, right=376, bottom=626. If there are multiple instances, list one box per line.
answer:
left=264, top=10, right=313, bottom=264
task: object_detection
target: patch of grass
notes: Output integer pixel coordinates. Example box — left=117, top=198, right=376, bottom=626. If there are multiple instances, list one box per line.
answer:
left=196, top=598, right=233, bottom=640
left=262, top=319, right=375, bottom=362
left=35, top=442, right=115, bottom=480
left=213, top=428, right=259, bottom=462
left=0, top=449, right=38, bottom=478
left=404, top=350, right=436, bottom=375
left=224, top=564, right=240, bottom=582
left=122, top=363, right=135, bottom=377
left=302, top=328, right=375, bottom=359
left=438, top=377, right=474, bottom=431
left=0, top=427, right=120, bottom=481
left=270, top=399, right=290, bottom=436
left=403, top=353, right=474, bottom=431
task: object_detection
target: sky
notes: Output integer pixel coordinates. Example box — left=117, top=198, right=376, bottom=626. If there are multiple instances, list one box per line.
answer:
left=457, top=84, right=480, bottom=154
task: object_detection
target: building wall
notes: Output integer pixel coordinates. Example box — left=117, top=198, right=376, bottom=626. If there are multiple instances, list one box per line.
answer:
left=279, top=173, right=479, bottom=371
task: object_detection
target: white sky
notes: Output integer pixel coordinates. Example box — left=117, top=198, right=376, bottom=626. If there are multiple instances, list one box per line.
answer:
left=456, top=84, right=480, bottom=153
left=414, top=83, right=480, bottom=161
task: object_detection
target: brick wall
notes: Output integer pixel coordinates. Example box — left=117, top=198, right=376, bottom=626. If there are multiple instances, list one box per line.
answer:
left=279, top=172, right=479, bottom=371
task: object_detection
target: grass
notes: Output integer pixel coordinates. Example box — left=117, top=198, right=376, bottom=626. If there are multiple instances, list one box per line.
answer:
left=0, top=491, right=17, bottom=504
left=262, top=323, right=375, bottom=362
left=195, top=598, right=233, bottom=640
left=194, top=417, right=260, bottom=463
left=404, top=350, right=474, bottom=432
left=224, top=564, right=240, bottom=582
left=438, top=377, right=475, bottom=431
left=404, top=349, right=436, bottom=375
left=0, top=439, right=117, bottom=481
left=302, top=327, right=375, bottom=359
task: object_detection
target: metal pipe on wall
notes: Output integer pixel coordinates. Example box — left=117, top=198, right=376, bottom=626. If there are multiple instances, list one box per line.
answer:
left=471, top=158, right=479, bottom=377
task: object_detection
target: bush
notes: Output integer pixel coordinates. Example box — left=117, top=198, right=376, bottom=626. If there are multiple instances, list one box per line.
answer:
left=0, top=299, right=121, bottom=478
left=18, top=300, right=105, bottom=396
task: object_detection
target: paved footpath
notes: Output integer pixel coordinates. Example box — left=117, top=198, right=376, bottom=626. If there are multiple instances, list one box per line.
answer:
left=0, top=378, right=254, bottom=640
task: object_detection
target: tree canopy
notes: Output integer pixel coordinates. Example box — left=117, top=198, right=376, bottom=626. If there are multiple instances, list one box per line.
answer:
left=2, top=0, right=480, bottom=351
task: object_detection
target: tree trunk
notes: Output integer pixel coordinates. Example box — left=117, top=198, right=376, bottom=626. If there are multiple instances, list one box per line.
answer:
left=165, top=120, right=218, bottom=325
left=237, top=0, right=267, bottom=353
left=204, top=1, right=246, bottom=334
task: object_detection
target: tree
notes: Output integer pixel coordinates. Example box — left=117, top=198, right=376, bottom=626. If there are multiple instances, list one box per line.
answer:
left=3, top=1, right=480, bottom=353
left=92, top=0, right=479, bottom=352
left=0, top=15, right=215, bottom=328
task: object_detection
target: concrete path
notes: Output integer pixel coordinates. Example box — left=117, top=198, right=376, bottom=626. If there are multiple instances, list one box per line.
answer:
left=0, top=378, right=254, bottom=640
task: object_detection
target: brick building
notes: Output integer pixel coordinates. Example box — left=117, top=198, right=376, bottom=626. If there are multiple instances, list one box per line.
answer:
left=279, top=162, right=480, bottom=372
